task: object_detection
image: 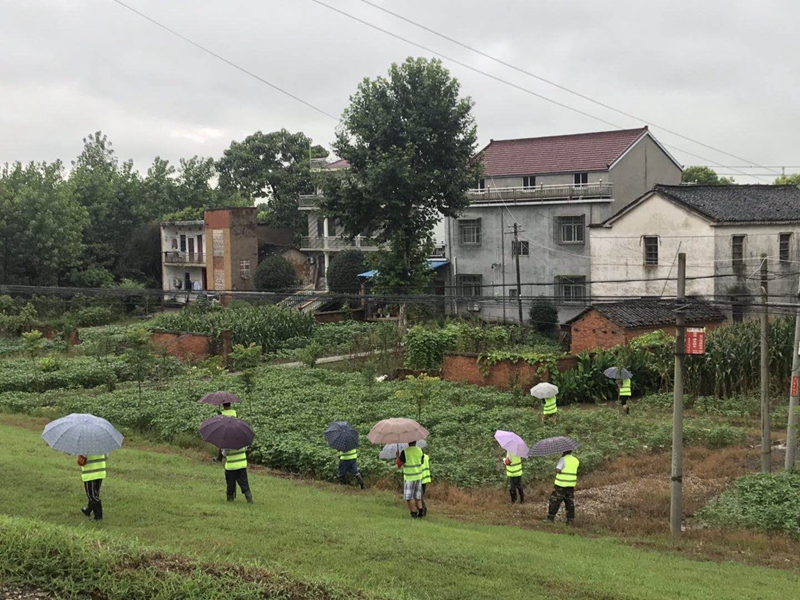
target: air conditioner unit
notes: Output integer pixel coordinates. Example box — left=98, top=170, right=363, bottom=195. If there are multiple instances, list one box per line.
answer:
left=467, top=302, right=481, bottom=312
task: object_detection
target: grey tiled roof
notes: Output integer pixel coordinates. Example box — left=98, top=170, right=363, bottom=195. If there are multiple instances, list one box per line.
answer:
left=654, top=184, right=800, bottom=223
left=566, top=299, right=726, bottom=329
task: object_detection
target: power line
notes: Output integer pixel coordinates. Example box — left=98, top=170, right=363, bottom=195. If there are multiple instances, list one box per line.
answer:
left=308, top=0, right=767, bottom=181
left=108, top=0, right=339, bottom=121
left=354, top=0, right=781, bottom=177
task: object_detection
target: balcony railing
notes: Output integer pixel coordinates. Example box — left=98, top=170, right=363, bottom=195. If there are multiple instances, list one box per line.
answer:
left=467, top=182, right=613, bottom=203
left=164, top=251, right=206, bottom=265
left=299, top=194, right=321, bottom=209
left=300, top=235, right=380, bottom=251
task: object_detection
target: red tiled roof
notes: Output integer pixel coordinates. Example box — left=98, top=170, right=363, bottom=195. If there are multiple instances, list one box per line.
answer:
left=478, top=127, right=649, bottom=177
left=324, top=158, right=350, bottom=170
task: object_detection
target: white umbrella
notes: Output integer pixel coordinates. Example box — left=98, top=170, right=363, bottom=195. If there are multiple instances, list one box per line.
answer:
left=530, top=382, right=559, bottom=399
left=42, top=414, right=124, bottom=456
left=379, top=439, right=427, bottom=459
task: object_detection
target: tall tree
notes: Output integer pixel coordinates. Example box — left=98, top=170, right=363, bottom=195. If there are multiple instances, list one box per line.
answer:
left=140, top=157, right=179, bottom=220
left=217, top=129, right=318, bottom=234
left=0, top=161, right=88, bottom=285
left=320, top=57, right=480, bottom=316
left=681, top=166, right=734, bottom=185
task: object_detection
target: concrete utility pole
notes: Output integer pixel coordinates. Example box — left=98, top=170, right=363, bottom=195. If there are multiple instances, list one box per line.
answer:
left=670, top=253, right=686, bottom=539
left=785, top=275, right=800, bottom=470
left=760, top=254, right=771, bottom=474
left=510, top=223, right=524, bottom=325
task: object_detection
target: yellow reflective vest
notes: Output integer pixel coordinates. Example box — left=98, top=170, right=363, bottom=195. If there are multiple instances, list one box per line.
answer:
left=421, top=454, right=431, bottom=485
left=543, top=395, right=558, bottom=415
left=225, top=448, right=248, bottom=471
left=619, top=378, right=632, bottom=397
left=554, top=454, right=580, bottom=488
left=505, top=452, right=523, bottom=478
left=221, top=408, right=237, bottom=417
left=403, top=446, right=424, bottom=482
left=339, top=449, right=358, bottom=461
left=81, top=454, right=107, bottom=482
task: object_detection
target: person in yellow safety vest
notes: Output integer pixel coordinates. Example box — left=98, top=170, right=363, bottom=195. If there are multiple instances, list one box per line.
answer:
left=542, top=394, right=558, bottom=425
left=546, top=450, right=580, bottom=523
left=222, top=446, right=253, bottom=503
left=78, top=454, right=106, bottom=521
left=420, top=453, right=431, bottom=517
left=338, top=447, right=365, bottom=489
left=396, top=441, right=425, bottom=518
left=618, top=377, right=632, bottom=415
left=214, top=403, right=238, bottom=462
left=503, top=451, right=524, bottom=504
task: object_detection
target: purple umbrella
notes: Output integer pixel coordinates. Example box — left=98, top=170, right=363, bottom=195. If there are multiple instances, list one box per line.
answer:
left=529, top=436, right=580, bottom=457
left=198, top=391, right=241, bottom=406
left=199, top=415, right=254, bottom=450
left=494, top=430, right=529, bottom=458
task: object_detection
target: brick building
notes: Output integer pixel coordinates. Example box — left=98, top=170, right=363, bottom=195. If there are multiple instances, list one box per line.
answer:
left=565, top=299, right=725, bottom=353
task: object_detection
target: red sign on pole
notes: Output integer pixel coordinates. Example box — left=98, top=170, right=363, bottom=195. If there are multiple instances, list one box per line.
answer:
left=685, top=328, right=706, bottom=355
left=792, top=376, right=799, bottom=397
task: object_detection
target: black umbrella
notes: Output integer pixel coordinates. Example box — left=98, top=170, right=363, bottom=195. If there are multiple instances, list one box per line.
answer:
left=529, top=436, right=580, bottom=457
left=198, top=391, right=241, bottom=406
left=324, top=421, right=359, bottom=452
left=199, top=415, right=254, bottom=450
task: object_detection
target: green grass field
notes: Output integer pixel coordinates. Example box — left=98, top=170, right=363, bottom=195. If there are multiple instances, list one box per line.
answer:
left=0, top=419, right=798, bottom=599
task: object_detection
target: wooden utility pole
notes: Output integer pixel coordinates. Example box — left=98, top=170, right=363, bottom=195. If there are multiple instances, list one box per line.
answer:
left=760, top=254, right=771, bottom=474
left=785, top=275, right=800, bottom=470
left=510, top=223, right=524, bottom=325
left=670, top=253, right=686, bottom=539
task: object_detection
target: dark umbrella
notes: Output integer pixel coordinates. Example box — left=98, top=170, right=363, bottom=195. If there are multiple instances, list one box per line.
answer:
left=529, top=436, right=580, bottom=457
left=324, top=421, right=359, bottom=452
left=603, top=367, right=632, bottom=380
left=199, top=415, right=254, bottom=450
left=198, top=391, right=241, bottom=406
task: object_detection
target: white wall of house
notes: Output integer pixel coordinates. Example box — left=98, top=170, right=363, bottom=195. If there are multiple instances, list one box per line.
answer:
left=162, top=265, right=205, bottom=293
left=590, top=193, right=716, bottom=298
left=483, top=171, right=608, bottom=190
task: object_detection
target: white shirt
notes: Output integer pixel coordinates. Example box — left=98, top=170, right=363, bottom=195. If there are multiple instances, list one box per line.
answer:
left=556, top=457, right=565, bottom=471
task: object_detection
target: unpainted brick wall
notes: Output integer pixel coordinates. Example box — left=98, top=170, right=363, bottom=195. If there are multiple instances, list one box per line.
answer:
left=569, top=311, right=626, bottom=353
left=442, top=353, right=578, bottom=391
left=152, top=332, right=213, bottom=362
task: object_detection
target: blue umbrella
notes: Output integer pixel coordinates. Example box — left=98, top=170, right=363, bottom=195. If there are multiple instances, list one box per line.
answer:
left=42, top=414, right=124, bottom=456
left=529, top=436, right=580, bottom=457
left=604, top=367, right=632, bottom=380
left=325, top=421, right=359, bottom=452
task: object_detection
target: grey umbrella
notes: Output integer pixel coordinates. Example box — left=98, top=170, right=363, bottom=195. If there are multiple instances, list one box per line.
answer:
left=379, top=439, right=427, bottom=460
left=42, top=414, right=124, bottom=456
left=604, top=367, right=632, bottom=380
left=529, top=436, right=580, bottom=457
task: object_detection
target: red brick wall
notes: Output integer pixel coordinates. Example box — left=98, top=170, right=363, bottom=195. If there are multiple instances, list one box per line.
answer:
left=442, top=353, right=578, bottom=391
left=569, top=311, right=626, bottom=353
left=152, top=332, right=213, bottom=362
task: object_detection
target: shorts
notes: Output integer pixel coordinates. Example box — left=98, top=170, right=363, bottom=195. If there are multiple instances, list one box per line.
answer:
left=403, top=480, right=423, bottom=501
left=338, top=459, right=360, bottom=478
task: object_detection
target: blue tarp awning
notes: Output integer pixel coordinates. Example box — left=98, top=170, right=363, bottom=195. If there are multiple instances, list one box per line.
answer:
left=358, top=259, right=449, bottom=279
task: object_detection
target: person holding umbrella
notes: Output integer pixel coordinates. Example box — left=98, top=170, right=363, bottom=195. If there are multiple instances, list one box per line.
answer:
left=325, top=421, right=365, bottom=489
left=531, top=382, right=559, bottom=425
left=199, top=392, right=241, bottom=462
left=41, top=413, right=123, bottom=521
left=494, top=430, right=528, bottom=505
left=604, top=368, right=633, bottom=415
left=200, top=414, right=255, bottom=503
left=530, top=436, right=580, bottom=523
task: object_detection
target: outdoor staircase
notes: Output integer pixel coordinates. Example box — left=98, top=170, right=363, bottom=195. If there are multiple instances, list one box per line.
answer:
left=280, top=285, right=325, bottom=313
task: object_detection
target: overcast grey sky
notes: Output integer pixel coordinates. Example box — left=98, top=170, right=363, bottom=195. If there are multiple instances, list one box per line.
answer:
left=1, top=0, right=798, bottom=182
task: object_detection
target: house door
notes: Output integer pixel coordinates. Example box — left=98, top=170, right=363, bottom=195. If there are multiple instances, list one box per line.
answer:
left=180, top=235, right=187, bottom=252
left=197, top=235, right=203, bottom=259
left=184, top=272, right=191, bottom=291
left=188, top=238, right=195, bottom=260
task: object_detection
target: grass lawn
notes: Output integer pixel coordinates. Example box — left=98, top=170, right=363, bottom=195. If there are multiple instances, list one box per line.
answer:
left=0, top=418, right=798, bottom=599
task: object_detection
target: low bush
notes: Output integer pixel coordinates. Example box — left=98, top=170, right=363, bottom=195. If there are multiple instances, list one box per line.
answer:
left=699, top=471, right=800, bottom=538
left=0, top=356, right=129, bottom=393
left=254, top=254, right=297, bottom=291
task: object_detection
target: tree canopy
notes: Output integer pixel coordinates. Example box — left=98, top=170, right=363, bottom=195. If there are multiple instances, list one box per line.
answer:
left=327, top=250, right=366, bottom=294
left=320, top=57, right=480, bottom=295
left=254, top=254, right=297, bottom=291
left=681, top=166, right=734, bottom=185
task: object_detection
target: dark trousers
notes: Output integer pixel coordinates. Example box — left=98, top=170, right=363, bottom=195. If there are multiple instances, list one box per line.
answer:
left=83, top=479, right=103, bottom=518
left=225, top=468, right=250, bottom=499
left=508, top=476, right=524, bottom=503
left=548, top=485, right=575, bottom=521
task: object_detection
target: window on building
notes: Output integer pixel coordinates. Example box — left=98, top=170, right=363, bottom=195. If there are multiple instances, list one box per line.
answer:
left=457, top=274, right=482, bottom=297
left=477, top=178, right=486, bottom=191
left=511, top=240, right=530, bottom=256
left=316, top=217, right=324, bottom=238
left=573, top=172, right=588, bottom=186
left=179, top=235, right=187, bottom=252
left=556, top=276, right=586, bottom=302
left=458, top=219, right=482, bottom=245
left=780, top=233, right=792, bottom=263
left=643, top=236, right=659, bottom=265
left=212, top=229, right=224, bottom=257
left=731, top=234, right=745, bottom=267
left=522, top=176, right=536, bottom=189
left=555, top=215, right=586, bottom=244
left=239, top=259, right=251, bottom=280
left=509, top=288, right=519, bottom=298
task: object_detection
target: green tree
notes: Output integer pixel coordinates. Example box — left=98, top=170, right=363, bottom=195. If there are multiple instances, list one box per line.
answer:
left=123, top=327, right=155, bottom=405
left=254, top=254, right=297, bottom=291
left=320, top=58, right=480, bottom=328
left=327, top=250, right=366, bottom=294
left=217, top=130, right=318, bottom=236
left=681, top=166, right=734, bottom=185
left=140, top=157, right=179, bottom=220
left=529, top=298, right=559, bottom=335
left=775, top=173, right=800, bottom=187
left=0, top=161, right=88, bottom=285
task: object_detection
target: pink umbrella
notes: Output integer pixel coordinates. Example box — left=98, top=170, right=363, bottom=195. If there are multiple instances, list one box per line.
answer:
left=494, top=430, right=529, bottom=458
left=367, top=418, right=429, bottom=445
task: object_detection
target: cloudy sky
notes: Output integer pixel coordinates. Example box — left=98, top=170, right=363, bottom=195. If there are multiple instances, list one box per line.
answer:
left=1, top=0, right=798, bottom=182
